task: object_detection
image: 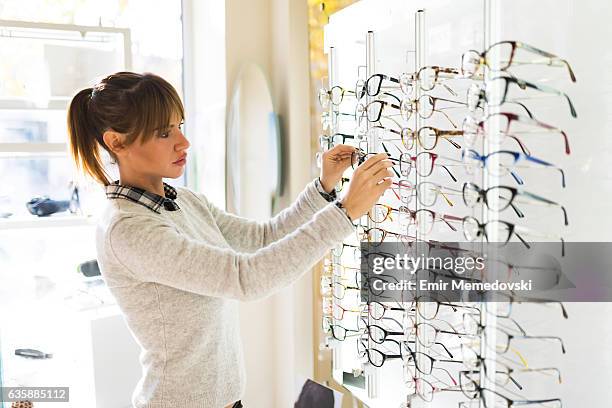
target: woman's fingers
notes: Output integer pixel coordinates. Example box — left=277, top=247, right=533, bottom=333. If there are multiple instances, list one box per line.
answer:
left=324, top=144, right=357, bottom=163
left=365, top=159, right=395, bottom=177
left=333, top=153, right=354, bottom=160
left=327, top=144, right=356, bottom=155
left=371, top=167, right=395, bottom=182
left=376, top=178, right=393, bottom=193
left=358, top=153, right=390, bottom=173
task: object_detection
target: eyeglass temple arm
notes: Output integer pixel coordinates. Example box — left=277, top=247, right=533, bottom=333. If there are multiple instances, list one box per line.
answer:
left=435, top=96, right=468, bottom=106
left=430, top=341, right=454, bottom=359
left=509, top=170, right=525, bottom=185
left=519, top=190, right=569, bottom=225
left=440, top=217, right=458, bottom=231
left=434, top=66, right=461, bottom=75
left=508, top=202, right=526, bottom=218
left=520, top=79, right=577, bottom=118
left=515, top=333, right=566, bottom=353
left=439, top=165, right=458, bottom=182
left=428, top=365, right=458, bottom=386
left=519, top=367, right=562, bottom=383
left=434, top=187, right=455, bottom=207
left=506, top=135, right=531, bottom=155
left=380, top=91, right=402, bottom=105
left=519, top=42, right=576, bottom=82
left=508, top=115, right=571, bottom=154
left=387, top=127, right=402, bottom=136
left=437, top=358, right=465, bottom=364
left=523, top=155, right=566, bottom=188
left=442, top=83, right=458, bottom=97
left=483, top=361, right=523, bottom=390
left=511, top=398, right=562, bottom=408
left=515, top=296, right=568, bottom=319
left=498, top=316, right=528, bottom=336
left=438, top=328, right=468, bottom=339
left=509, top=101, right=536, bottom=119
left=441, top=129, right=464, bottom=136
left=438, top=213, right=463, bottom=231
left=380, top=143, right=402, bottom=178
left=434, top=107, right=458, bottom=128
left=560, top=130, right=571, bottom=154
left=387, top=186, right=401, bottom=200
left=439, top=130, right=463, bottom=149
left=437, top=301, right=476, bottom=314
left=513, top=231, right=532, bottom=250
left=514, top=225, right=566, bottom=256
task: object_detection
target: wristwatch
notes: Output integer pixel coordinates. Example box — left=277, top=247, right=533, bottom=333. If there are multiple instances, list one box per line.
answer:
left=315, top=177, right=337, bottom=202
left=334, top=199, right=353, bottom=223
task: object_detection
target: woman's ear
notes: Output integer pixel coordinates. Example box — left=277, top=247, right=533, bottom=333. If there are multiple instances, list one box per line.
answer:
left=103, top=130, right=128, bottom=158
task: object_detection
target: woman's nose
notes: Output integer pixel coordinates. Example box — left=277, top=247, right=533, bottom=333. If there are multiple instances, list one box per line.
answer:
left=176, top=130, right=190, bottom=150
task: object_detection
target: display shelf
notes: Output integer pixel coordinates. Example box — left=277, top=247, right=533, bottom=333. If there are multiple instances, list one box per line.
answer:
left=333, top=368, right=406, bottom=408
left=0, top=303, right=130, bottom=408
left=0, top=214, right=96, bottom=230
left=0, top=142, right=68, bottom=155
left=0, top=97, right=70, bottom=111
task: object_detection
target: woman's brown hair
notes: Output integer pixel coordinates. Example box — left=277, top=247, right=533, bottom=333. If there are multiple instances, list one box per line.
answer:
left=67, top=71, right=184, bottom=185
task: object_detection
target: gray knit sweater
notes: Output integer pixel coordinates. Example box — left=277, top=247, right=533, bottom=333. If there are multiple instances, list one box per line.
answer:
left=95, top=178, right=355, bottom=407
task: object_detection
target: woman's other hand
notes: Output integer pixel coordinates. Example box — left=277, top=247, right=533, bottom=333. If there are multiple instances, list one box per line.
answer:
left=319, top=144, right=356, bottom=193
left=340, top=153, right=394, bottom=220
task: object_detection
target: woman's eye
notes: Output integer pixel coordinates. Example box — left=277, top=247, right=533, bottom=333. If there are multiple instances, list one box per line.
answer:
left=159, top=121, right=184, bottom=138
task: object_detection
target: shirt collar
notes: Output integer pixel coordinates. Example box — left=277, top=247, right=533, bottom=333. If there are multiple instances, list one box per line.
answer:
left=105, top=180, right=180, bottom=213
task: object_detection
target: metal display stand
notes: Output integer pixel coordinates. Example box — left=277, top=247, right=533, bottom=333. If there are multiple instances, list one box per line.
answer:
left=320, top=1, right=568, bottom=407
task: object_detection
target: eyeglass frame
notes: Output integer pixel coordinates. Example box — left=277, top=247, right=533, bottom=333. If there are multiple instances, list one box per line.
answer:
left=461, top=40, right=576, bottom=82
left=462, top=182, right=568, bottom=225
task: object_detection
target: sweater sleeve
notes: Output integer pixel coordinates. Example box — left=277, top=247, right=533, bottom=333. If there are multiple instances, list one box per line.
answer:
left=107, top=201, right=354, bottom=301
left=186, top=178, right=337, bottom=252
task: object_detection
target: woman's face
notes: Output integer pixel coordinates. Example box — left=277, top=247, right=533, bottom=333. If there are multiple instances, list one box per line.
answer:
left=122, top=112, right=190, bottom=180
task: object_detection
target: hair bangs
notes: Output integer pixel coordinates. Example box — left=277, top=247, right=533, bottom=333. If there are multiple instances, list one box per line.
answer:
left=129, top=76, right=185, bottom=144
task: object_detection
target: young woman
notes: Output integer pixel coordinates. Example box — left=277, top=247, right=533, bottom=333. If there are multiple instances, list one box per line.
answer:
left=67, top=72, right=393, bottom=408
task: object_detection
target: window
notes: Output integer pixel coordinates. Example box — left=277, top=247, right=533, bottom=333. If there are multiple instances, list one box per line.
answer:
left=0, top=2, right=184, bottom=405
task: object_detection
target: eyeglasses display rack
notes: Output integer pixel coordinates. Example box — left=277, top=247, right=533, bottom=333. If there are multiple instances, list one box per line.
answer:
left=318, top=0, right=574, bottom=407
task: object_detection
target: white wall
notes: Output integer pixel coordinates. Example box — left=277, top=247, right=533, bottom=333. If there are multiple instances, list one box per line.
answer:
left=492, top=1, right=612, bottom=406
left=227, top=1, right=315, bottom=406
left=186, top=0, right=315, bottom=407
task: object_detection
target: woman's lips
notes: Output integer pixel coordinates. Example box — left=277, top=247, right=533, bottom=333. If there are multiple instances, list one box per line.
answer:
left=173, top=155, right=187, bottom=165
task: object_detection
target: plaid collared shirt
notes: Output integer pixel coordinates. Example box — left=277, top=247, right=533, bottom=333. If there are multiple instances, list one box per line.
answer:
left=105, top=180, right=180, bottom=213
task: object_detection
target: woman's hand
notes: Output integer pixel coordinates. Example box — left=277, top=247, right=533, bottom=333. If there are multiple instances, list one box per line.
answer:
left=319, top=144, right=357, bottom=193
left=340, top=153, right=394, bottom=220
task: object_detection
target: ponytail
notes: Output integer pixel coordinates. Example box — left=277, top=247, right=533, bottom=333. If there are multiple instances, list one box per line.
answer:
left=67, top=87, right=112, bottom=186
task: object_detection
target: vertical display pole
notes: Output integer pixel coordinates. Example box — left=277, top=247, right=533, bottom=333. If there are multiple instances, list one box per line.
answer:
left=481, top=1, right=499, bottom=407
left=412, top=9, right=427, bottom=408
left=365, top=30, right=381, bottom=400
left=328, top=46, right=344, bottom=374
left=0, top=327, right=3, bottom=408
